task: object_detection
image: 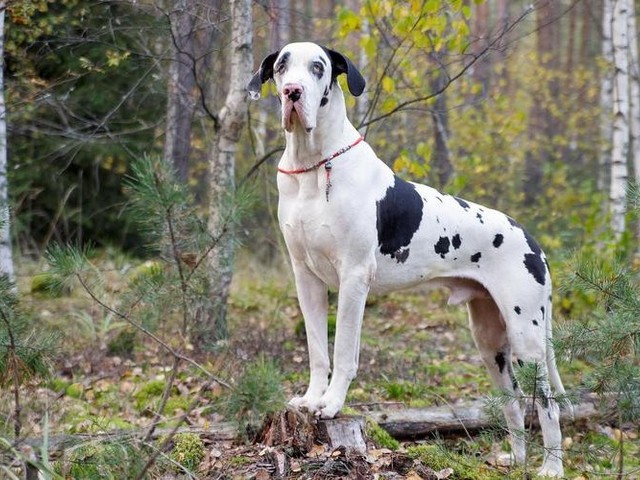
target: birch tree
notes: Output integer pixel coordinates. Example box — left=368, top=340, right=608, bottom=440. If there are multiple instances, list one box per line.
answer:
left=600, top=0, right=614, bottom=193
left=0, top=2, right=15, bottom=283
left=628, top=0, right=640, bottom=200
left=610, top=0, right=630, bottom=237
left=201, top=0, right=253, bottom=346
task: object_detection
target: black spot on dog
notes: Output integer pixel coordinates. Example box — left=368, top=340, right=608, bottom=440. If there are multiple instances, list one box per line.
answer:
left=452, top=234, right=462, bottom=249
left=320, top=86, right=330, bottom=107
left=476, top=212, right=484, bottom=224
left=532, top=320, right=539, bottom=326
left=493, top=234, right=504, bottom=248
left=436, top=196, right=443, bottom=203
left=376, top=176, right=423, bottom=259
left=540, top=306, right=545, bottom=316
left=514, top=306, right=521, bottom=314
left=454, top=197, right=470, bottom=210
left=508, top=217, right=547, bottom=286
left=391, top=248, right=410, bottom=264
left=524, top=253, right=546, bottom=285
left=434, top=236, right=450, bottom=258
left=471, top=252, right=482, bottom=263
left=495, top=352, right=506, bottom=374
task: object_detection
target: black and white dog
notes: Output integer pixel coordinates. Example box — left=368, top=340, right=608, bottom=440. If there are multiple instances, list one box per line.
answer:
left=248, top=42, right=566, bottom=476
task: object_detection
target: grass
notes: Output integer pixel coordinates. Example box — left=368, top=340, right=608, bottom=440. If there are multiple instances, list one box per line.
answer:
left=2, top=249, right=639, bottom=478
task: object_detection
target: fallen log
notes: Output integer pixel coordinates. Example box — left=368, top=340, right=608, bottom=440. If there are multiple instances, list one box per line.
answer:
left=361, top=392, right=613, bottom=439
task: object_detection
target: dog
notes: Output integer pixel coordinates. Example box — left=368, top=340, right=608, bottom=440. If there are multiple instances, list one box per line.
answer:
left=248, top=42, right=566, bottom=477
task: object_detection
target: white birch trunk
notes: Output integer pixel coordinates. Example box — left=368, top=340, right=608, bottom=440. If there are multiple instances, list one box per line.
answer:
left=628, top=1, right=640, bottom=190
left=610, top=0, right=631, bottom=237
left=0, top=4, right=15, bottom=283
left=203, top=0, right=252, bottom=344
left=600, top=0, right=614, bottom=193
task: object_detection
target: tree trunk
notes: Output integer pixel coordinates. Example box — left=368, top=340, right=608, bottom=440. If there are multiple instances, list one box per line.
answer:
left=524, top=1, right=558, bottom=203
left=628, top=0, right=640, bottom=212
left=610, top=0, right=630, bottom=237
left=0, top=3, right=15, bottom=283
left=164, top=0, right=199, bottom=183
left=200, top=0, right=253, bottom=346
left=600, top=0, right=614, bottom=195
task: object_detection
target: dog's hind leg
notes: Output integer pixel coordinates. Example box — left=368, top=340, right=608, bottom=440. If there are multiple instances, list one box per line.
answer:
left=467, top=297, right=526, bottom=465
left=288, top=262, right=330, bottom=413
left=532, top=360, right=564, bottom=477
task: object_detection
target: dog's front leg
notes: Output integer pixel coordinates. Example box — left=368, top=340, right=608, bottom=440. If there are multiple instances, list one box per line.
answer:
left=288, top=261, right=330, bottom=413
left=318, top=272, right=370, bottom=418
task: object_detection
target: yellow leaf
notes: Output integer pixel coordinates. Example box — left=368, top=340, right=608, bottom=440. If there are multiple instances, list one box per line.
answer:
left=382, top=76, right=395, bottom=93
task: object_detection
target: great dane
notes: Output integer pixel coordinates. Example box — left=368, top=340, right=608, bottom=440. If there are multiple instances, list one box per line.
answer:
left=248, top=42, right=566, bottom=477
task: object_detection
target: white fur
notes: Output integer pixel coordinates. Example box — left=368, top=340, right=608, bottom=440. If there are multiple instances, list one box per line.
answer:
left=251, top=42, right=566, bottom=477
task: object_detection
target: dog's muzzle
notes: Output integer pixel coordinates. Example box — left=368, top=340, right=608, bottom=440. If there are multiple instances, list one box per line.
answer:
left=281, top=83, right=314, bottom=132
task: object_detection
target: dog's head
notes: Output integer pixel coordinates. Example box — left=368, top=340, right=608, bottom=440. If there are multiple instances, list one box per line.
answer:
left=247, top=42, right=365, bottom=133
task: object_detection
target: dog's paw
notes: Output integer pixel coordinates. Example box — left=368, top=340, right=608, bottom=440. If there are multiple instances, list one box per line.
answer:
left=537, top=463, right=564, bottom=478
left=317, top=396, right=343, bottom=419
left=288, top=395, right=323, bottom=414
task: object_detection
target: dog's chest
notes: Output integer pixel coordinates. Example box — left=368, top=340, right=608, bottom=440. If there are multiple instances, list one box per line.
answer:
left=277, top=171, right=378, bottom=285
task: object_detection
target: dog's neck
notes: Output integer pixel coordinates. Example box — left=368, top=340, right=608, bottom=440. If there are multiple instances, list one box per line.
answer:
left=281, top=85, right=361, bottom=171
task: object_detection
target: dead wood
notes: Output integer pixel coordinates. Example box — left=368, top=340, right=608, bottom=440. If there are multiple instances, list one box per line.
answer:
left=362, top=392, right=614, bottom=439
left=256, top=408, right=368, bottom=454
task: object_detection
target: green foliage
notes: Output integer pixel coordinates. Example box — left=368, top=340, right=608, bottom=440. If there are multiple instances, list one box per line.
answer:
left=224, top=356, right=285, bottom=436
left=55, top=440, right=146, bottom=479
left=106, top=328, right=137, bottom=358
left=406, top=443, right=506, bottom=479
left=556, top=253, right=640, bottom=424
left=169, top=432, right=205, bottom=473
left=365, top=418, right=400, bottom=450
left=0, top=275, right=57, bottom=393
left=6, top=1, right=164, bottom=250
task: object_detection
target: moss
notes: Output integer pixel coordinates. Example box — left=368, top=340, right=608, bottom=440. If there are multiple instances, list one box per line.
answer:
left=366, top=418, right=400, bottom=451
left=66, top=382, right=84, bottom=399
left=164, top=395, right=190, bottom=414
left=406, top=444, right=506, bottom=480
left=170, top=432, right=205, bottom=473
left=133, top=379, right=166, bottom=411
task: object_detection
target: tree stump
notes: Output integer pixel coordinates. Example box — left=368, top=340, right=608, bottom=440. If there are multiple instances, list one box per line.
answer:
left=257, top=408, right=367, bottom=454
left=318, top=415, right=367, bottom=454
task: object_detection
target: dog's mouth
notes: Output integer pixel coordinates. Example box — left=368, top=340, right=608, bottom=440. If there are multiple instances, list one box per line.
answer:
left=282, top=99, right=313, bottom=133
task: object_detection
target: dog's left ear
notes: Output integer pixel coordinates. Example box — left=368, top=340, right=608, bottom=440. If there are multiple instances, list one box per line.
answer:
left=247, top=50, right=280, bottom=100
left=324, top=48, right=366, bottom=97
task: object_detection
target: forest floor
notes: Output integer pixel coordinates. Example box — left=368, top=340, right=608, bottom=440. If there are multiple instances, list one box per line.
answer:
left=2, top=251, right=640, bottom=479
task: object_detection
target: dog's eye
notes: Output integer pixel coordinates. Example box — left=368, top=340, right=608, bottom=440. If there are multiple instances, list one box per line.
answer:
left=311, top=62, right=324, bottom=77
left=275, top=62, right=286, bottom=75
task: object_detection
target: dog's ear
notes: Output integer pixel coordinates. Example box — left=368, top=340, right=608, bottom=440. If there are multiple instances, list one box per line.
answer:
left=324, top=48, right=366, bottom=97
left=247, top=50, right=280, bottom=100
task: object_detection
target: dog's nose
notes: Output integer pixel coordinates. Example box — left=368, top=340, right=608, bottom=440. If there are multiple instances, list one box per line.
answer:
left=283, top=83, right=303, bottom=102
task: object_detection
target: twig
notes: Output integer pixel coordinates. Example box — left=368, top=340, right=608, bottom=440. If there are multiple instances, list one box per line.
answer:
left=358, top=5, right=534, bottom=129
left=73, top=273, right=231, bottom=389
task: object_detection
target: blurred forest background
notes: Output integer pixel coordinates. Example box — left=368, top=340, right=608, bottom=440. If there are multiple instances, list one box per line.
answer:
left=2, top=0, right=640, bottom=478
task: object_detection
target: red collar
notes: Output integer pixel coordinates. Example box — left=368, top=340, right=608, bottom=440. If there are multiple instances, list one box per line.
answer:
left=277, top=136, right=365, bottom=175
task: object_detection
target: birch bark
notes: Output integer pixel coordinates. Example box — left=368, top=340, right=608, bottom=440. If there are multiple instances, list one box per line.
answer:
left=610, top=0, right=630, bottom=236
left=202, top=0, right=253, bottom=345
left=628, top=1, right=640, bottom=196
left=600, top=0, right=614, bottom=193
left=0, top=3, right=15, bottom=283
